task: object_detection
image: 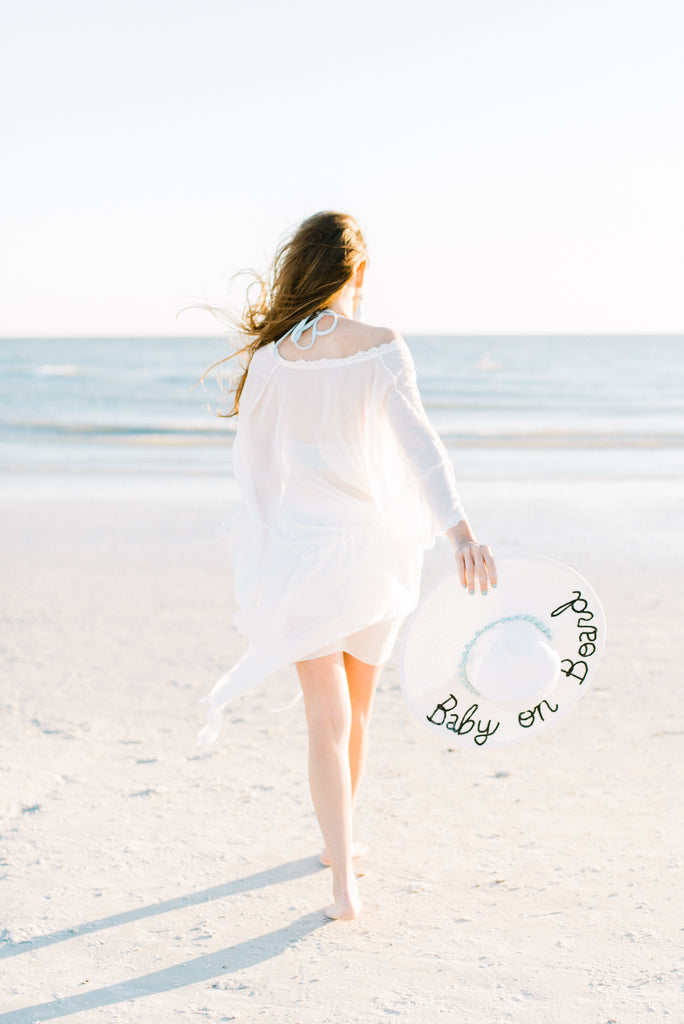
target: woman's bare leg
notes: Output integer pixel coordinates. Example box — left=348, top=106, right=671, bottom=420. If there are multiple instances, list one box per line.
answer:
left=345, top=653, right=384, bottom=806
left=318, top=653, right=384, bottom=866
left=295, top=653, right=360, bottom=920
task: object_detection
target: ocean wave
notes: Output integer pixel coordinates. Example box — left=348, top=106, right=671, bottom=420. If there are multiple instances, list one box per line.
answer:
left=1, top=420, right=682, bottom=448
left=37, top=364, right=84, bottom=377
left=439, top=431, right=684, bottom=448
left=473, top=353, right=502, bottom=371
left=2, top=419, right=236, bottom=439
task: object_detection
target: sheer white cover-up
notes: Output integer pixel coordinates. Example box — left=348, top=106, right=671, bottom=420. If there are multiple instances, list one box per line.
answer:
left=198, top=334, right=465, bottom=745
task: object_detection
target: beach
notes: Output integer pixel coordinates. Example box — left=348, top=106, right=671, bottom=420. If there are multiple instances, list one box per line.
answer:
left=5, top=0, right=684, bottom=1012
left=1, top=472, right=683, bottom=1023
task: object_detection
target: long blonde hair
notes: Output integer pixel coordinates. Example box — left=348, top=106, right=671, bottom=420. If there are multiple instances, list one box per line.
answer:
left=202, top=211, right=367, bottom=416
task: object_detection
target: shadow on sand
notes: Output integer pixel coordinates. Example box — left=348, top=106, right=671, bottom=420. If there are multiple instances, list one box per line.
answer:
left=0, top=857, right=330, bottom=1022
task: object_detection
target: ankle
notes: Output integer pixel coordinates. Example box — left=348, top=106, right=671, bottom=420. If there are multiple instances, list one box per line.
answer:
left=333, top=869, right=358, bottom=897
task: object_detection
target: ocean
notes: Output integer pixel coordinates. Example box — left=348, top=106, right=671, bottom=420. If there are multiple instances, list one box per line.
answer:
left=1, top=334, right=683, bottom=497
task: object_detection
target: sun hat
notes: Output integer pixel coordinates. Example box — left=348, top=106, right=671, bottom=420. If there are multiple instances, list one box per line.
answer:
left=399, top=555, right=606, bottom=748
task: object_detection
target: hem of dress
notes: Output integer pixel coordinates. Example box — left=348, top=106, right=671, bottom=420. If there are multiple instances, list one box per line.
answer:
left=297, top=616, right=404, bottom=665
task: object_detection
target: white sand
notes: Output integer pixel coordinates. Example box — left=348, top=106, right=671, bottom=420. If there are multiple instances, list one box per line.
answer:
left=1, top=477, right=683, bottom=1023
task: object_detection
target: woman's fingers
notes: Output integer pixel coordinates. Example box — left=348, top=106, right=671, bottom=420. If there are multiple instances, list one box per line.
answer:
left=464, top=547, right=476, bottom=593
left=456, top=543, right=497, bottom=595
left=457, top=545, right=477, bottom=594
left=483, top=546, right=498, bottom=590
left=472, top=547, right=489, bottom=594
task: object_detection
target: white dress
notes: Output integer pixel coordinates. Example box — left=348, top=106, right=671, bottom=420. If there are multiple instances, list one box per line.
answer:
left=198, top=313, right=465, bottom=745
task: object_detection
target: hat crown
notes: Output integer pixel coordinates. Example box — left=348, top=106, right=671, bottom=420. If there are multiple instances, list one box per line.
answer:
left=464, top=618, right=561, bottom=711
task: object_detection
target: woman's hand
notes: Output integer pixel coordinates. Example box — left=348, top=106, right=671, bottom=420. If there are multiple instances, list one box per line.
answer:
left=446, top=521, right=497, bottom=596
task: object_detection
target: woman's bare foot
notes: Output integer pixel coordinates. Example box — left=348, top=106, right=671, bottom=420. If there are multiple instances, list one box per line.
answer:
left=325, top=883, right=362, bottom=920
left=319, top=840, right=368, bottom=867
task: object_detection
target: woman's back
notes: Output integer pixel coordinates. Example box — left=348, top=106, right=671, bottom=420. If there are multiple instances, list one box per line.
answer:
left=234, top=312, right=464, bottom=554
left=235, top=321, right=412, bottom=541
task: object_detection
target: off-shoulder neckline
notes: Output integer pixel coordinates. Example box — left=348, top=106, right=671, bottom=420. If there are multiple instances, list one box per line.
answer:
left=272, top=338, right=402, bottom=368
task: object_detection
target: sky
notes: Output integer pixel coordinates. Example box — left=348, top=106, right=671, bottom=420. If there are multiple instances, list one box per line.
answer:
left=1, top=0, right=683, bottom=336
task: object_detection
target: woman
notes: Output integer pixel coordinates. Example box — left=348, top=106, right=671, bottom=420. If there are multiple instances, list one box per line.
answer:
left=199, top=211, right=496, bottom=920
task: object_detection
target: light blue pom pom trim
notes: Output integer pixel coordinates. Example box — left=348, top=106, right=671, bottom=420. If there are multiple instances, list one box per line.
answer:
left=459, top=614, right=553, bottom=697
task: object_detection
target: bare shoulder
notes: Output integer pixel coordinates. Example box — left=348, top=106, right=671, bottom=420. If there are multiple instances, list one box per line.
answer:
left=334, top=317, right=402, bottom=355
left=276, top=314, right=404, bottom=362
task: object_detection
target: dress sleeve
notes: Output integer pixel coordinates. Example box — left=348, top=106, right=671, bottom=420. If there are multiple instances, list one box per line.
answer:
left=383, top=343, right=465, bottom=535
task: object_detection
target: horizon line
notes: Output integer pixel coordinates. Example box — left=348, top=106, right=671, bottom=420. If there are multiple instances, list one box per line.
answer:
left=1, top=330, right=683, bottom=341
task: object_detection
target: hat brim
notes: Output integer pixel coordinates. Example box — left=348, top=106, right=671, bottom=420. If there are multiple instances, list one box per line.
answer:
left=399, top=555, right=606, bottom=748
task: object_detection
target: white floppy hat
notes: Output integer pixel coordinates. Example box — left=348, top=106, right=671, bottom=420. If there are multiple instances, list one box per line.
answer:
left=399, top=555, right=606, bottom=748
